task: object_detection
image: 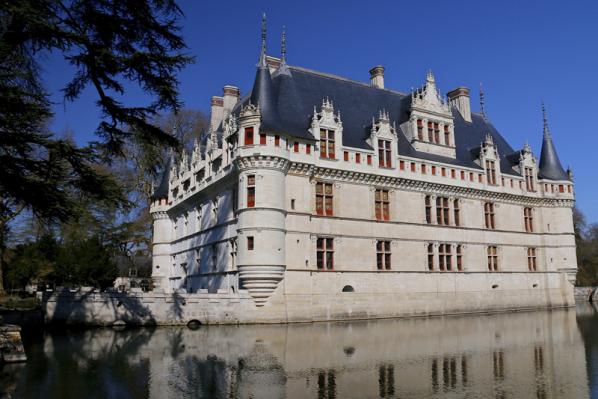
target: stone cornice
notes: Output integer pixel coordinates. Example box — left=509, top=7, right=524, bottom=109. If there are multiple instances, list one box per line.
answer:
left=288, top=162, right=574, bottom=208
left=235, top=154, right=290, bottom=172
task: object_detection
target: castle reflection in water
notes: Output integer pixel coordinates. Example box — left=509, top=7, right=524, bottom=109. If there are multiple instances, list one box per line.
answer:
left=7, top=305, right=597, bottom=398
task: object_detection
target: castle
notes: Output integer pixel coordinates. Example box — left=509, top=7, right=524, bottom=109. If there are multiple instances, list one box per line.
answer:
left=148, top=17, right=577, bottom=321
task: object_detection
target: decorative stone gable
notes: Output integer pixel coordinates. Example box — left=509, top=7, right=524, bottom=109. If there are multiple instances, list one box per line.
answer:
left=518, top=142, right=536, bottom=172
left=411, top=71, right=451, bottom=116
left=480, top=133, right=499, bottom=160
left=310, top=98, right=343, bottom=159
left=401, top=71, right=456, bottom=159
left=222, top=112, right=238, bottom=140
left=368, top=109, right=398, bottom=168
left=191, top=138, right=202, bottom=165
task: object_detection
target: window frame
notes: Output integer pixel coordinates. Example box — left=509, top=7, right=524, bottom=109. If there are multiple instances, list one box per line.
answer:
left=319, top=129, right=336, bottom=159
left=378, top=139, right=392, bottom=168
left=527, top=247, right=537, bottom=271
left=246, top=174, right=256, bottom=208
left=375, top=189, right=390, bottom=221
left=487, top=246, right=498, bottom=271
left=376, top=240, right=391, bottom=270
left=485, top=159, right=497, bottom=185
left=244, top=126, right=254, bottom=146
left=524, top=207, right=534, bottom=233
left=484, top=202, right=495, bottom=229
left=315, top=182, right=334, bottom=216
left=316, top=237, right=334, bottom=270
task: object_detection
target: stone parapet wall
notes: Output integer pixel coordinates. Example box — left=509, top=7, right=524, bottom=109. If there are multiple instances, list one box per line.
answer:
left=41, top=271, right=575, bottom=326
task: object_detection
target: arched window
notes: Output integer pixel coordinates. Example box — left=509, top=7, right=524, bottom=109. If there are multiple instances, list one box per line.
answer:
left=342, top=285, right=355, bottom=292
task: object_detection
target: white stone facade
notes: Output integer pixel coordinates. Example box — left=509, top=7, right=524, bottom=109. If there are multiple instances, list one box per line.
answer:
left=148, top=56, right=577, bottom=319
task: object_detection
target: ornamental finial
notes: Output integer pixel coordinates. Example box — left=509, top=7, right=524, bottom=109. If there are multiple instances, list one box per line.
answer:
left=479, top=82, right=486, bottom=117
left=259, top=13, right=267, bottom=67
left=281, top=25, right=287, bottom=64
left=542, top=101, right=551, bottom=139
left=426, top=69, right=435, bottom=83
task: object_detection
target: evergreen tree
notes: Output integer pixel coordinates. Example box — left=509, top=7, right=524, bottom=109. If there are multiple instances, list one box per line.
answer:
left=0, top=0, right=193, bottom=293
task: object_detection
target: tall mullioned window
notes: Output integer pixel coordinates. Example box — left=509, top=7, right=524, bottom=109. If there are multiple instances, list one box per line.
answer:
left=378, top=139, right=392, bottom=167
left=319, top=129, right=335, bottom=159
left=376, top=240, right=391, bottom=270
left=427, top=244, right=435, bottom=270
left=425, top=195, right=432, bottom=224
left=315, top=182, right=333, bottom=216
left=453, top=199, right=460, bottom=226
left=438, top=243, right=451, bottom=271
left=246, top=175, right=255, bottom=208
left=417, top=119, right=424, bottom=140
left=527, top=247, right=537, bottom=271
left=317, top=237, right=334, bottom=270
left=456, top=245, right=463, bottom=271
left=485, top=160, right=497, bottom=185
left=427, top=121, right=434, bottom=142
left=436, top=197, right=450, bottom=226
left=375, top=189, right=390, bottom=221
left=487, top=246, right=498, bottom=271
left=524, top=207, right=534, bottom=232
left=524, top=167, right=535, bottom=191
left=444, top=125, right=450, bottom=146
left=484, top=202, right=495, bottom=229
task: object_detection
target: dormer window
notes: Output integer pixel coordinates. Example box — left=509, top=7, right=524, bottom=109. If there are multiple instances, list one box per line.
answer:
left=403, top=72, right=456, bottom=159
left=485, top=160, right=497, bottom=185
left=378, top=139, right=392, bottom=167
left=319, top=129, right=335, bottom=159
left=524, top=167, right=535, bottom=191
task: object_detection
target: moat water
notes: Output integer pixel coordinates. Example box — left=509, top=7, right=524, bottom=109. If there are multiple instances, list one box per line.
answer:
left=2, top=304, right=598, bottom=399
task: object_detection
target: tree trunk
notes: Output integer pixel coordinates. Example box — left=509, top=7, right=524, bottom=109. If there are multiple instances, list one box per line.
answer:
left=0, top=233, right=5, bottom=296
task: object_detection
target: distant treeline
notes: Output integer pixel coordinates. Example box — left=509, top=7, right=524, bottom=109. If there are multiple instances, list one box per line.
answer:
left=575, top=208, right=598, bottom=286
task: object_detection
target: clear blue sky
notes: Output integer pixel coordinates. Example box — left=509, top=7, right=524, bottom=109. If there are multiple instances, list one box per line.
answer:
left=43, top=0, right=598, bottom=223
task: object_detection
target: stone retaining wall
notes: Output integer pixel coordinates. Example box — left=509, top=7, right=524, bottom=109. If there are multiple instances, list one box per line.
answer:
left=41, top=271, right=576, bottom=326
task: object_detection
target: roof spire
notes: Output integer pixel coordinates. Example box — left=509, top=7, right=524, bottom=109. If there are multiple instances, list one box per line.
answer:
left=479, top=82, right=486, bottom=117
left=541, top=100, right=551, bottom=139
left=259, top=12, right=267, bottom=67
left=281, top=25, right=287, bottom=64
left=538, top=101, right=568, bottom=180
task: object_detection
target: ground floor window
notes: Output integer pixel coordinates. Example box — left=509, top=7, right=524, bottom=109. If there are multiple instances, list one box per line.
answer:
left=487, top=246, right=498, bottom=271
left=317, top=237, right=334, bottom=270
left=527, top=247, right=537, bottom=271
left=376, top=240, right=391, bottom=270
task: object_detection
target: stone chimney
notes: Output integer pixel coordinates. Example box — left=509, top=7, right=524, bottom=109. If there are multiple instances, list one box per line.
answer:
left=369, top=66, right=385, bottom=89
left=223, top=85, right=240, bottom=115
left=447, top=87, right=471, bottom=122
left=210, top=96, right=224, bottom=131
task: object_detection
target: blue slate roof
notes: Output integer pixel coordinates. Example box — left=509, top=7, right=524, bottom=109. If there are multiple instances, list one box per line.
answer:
left=240, top=62, right=526, bottom=177
left=538, top=133, right=568, bottom=181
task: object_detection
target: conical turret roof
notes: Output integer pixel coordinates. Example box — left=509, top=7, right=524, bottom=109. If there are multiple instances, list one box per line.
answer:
left=248, top=13, right=282, bottom=132
left=538, top=104, right=568, bottom=181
